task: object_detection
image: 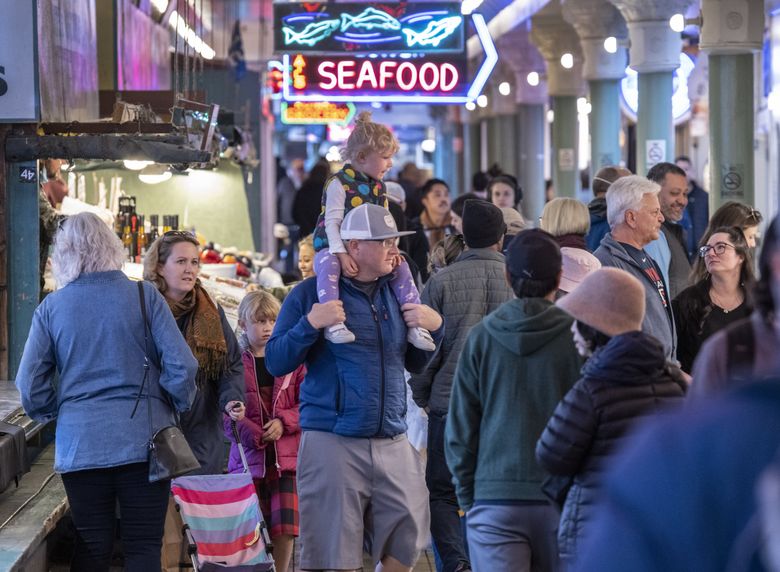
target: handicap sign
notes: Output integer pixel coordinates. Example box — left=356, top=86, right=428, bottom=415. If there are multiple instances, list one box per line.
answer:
left=645, top=140, right=666, bottom=168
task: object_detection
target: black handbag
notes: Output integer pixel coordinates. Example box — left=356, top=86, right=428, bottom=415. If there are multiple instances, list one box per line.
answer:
left=131, top=281, right=200, bottom=482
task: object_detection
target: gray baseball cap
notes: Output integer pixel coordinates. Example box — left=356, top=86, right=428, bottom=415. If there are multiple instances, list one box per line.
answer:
left=340, top=203, right=416, bottom=241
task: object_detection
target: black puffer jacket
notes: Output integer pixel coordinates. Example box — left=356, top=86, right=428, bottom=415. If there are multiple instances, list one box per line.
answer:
left=535, top=331, right=686, bottom=561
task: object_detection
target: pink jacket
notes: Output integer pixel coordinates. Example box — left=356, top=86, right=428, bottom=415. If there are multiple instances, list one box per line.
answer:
left=224, top=350, right=305, bottom=478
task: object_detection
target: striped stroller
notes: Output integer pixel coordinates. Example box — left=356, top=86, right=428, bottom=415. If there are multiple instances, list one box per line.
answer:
left=171, top=423, right=276, bottom=571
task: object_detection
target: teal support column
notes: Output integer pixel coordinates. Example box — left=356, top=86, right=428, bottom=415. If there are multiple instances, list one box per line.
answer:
left=637, top=71, right=674, bottom=176
left=464, top=122, right=481, bottom=188
left=516, top=104, right=546, bottom=222
left=708, top=53, right=754, bottom=208
left=7, top=160, right=40, bottom=378
left=589, top=78, right=622, bottom=174
left=487, top=116, right=501, bottom=169
left=552, top=95, right=579, bottom=198
left=497, top=114, right=518, bottom=177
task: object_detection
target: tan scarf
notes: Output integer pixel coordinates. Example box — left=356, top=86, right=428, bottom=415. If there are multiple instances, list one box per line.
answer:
left=166, top=280, right=227, bottom=386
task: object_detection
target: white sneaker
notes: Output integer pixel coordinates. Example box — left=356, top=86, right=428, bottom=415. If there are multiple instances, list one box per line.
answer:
left=408, top=327, right=436, bottom=351
left=325, top=322, right=356, bottom=344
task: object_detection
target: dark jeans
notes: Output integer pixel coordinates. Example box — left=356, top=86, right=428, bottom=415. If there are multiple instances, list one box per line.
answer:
left=61, top=462, right=170, bottom=572
left=427, top=412, right=470, bottom=572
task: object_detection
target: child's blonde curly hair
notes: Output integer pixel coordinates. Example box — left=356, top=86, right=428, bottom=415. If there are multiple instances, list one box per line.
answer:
left=342, top=111, right=400, bottom=163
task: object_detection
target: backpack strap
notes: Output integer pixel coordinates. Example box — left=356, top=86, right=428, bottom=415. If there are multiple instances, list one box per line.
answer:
left=726, top=318, right=756, bottom=383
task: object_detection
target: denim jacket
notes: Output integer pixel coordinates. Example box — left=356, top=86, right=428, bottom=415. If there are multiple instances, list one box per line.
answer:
left=16, top=272, right=198, bottom=473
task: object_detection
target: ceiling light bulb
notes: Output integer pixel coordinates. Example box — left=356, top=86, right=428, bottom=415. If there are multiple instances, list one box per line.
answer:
left=669, top=13, right=685, bottom=33
left=498, top=81, right=511, bottom=96
left=560, top=53, right=574, bottom=69
left=526, top=71, right=540, bottom=86
left=604, top=36, right=618, bottom=54
left=465, top=101, right=476, bottom=111
left=124, top=160, right=152, bottom=171
left=547, top=109, right=555, bottom=123
left=477, top=94, right=488, bottom=108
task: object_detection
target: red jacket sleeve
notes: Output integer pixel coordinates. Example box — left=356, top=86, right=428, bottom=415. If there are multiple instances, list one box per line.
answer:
left=277, top=366, right=305, bottom=436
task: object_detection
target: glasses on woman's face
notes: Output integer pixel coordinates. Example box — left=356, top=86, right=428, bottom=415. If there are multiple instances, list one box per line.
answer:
left=699, top=242, right=736, bottom=258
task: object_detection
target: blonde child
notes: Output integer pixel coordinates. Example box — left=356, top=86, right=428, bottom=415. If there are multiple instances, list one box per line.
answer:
left=312, top=112, right=435, bottom=349
left=225, top=291, right=305, bottom=572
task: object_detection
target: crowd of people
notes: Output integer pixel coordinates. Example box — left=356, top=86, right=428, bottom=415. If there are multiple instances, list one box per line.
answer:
left=13, top=109, right=780, bottom=572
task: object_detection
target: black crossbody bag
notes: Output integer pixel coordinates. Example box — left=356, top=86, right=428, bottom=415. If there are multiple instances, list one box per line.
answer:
left=131, top=281, right=200, bottom=482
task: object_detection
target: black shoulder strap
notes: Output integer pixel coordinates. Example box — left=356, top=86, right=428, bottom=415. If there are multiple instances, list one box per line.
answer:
left=130, top=281, right=151, bottom=419
left=726, top=318, right=756, bottom=383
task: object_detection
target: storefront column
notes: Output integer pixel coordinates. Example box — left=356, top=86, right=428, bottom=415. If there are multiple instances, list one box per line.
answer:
left=532, top=3, right=587, bottom=198
left=550, top=96, right=579, bottom=198
left=589, top=79, right=622, bottom=169
left=609, top=2, right=692, bottom=174
left=7, top=159, right=39, bottom=378
left=700, top=0, right=763, bottom=208
left=563, top=0, right=628, bottom=178
left=462, top=120, right=481, bottom=189
left=516, top=103, right=546, bottom=221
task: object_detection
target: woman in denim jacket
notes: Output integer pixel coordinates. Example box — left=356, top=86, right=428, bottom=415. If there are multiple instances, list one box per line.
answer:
left=16, top=213, right=198, bottom=571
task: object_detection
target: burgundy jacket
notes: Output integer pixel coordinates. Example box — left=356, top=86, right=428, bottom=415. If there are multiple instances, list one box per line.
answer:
left=224, top=350, right=305, bottom=478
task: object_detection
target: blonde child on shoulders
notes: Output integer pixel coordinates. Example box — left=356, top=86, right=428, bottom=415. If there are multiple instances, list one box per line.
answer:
left=311, top=111, right=435, bottom=349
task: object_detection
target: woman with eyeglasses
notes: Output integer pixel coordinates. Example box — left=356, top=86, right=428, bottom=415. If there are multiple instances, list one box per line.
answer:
left=143, top=231, right=246, bottom=475
left=672, top=226, right=755, bottom=373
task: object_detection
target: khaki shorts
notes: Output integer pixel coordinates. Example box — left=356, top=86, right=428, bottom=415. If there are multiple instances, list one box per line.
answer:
left=297, top=431, right=430, bottom=570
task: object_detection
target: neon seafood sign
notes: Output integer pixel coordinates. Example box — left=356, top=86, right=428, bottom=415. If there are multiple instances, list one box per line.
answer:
left=280, top=15, right=497, bottom=104
left=274, top=2, right=465, bottom=54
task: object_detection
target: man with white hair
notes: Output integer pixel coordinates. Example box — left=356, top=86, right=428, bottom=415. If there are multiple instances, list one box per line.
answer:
left=594, top=175, right=676, bottom=359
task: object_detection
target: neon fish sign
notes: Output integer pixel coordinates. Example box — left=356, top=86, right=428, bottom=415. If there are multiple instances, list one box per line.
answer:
left=282, top=13, right=497, bottom=105
left=274, top=2, right=465, bottom=54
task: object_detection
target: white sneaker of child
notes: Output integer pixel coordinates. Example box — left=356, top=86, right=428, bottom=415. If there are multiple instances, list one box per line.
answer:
left=407, top=327, right=436, bottom=351
left=325, top=322, right=356, bottom=344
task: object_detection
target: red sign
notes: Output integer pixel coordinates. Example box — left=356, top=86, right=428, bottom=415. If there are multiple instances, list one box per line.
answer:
left=287, top=53, right=467, bottom=100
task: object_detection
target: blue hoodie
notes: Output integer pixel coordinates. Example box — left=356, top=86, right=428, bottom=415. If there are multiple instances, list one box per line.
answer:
left=265, top=275, right=443, bottom=438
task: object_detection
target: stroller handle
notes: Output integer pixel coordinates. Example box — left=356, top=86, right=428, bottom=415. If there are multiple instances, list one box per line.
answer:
left=231, top=419, right=251, bottom=474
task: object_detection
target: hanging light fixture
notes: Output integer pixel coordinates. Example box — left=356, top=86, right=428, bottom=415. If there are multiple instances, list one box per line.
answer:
left=139, top=163, right=172, bottom=184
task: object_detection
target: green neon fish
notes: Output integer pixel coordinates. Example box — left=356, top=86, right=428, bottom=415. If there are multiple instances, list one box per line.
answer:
left=402, top=16, right=462, bottom=48
left=340, top=7, right=401, bottom=32
left=282, top=19, right=340, bottom=46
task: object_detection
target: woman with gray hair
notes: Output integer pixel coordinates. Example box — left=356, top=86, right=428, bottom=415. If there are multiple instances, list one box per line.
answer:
left=15, top=212, right=198, bottom=571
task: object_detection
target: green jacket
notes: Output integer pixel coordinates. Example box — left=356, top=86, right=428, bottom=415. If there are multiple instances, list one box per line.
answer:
left=445, top=297, right=582, bottom=510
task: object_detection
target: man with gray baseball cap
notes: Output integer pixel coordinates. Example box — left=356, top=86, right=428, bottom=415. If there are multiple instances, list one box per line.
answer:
left=267, top=203, right=444, bottom=571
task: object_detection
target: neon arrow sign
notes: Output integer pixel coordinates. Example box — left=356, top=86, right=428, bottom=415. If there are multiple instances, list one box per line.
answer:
left=282, top=13, right=497, bottom=105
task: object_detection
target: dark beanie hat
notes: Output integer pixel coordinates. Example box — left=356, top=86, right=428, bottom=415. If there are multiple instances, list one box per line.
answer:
left=506, top=229, right=562, bottom=282
left=462, top=199, right=506, bottom=248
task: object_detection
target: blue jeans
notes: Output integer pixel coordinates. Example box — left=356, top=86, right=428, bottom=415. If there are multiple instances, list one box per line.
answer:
left=61, top=462, right=170, bottom=572
left=427, top=412, right=470, bottom=572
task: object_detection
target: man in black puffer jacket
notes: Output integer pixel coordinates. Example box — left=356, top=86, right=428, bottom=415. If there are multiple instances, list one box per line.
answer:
left=536, top=268, right=687, bottom=565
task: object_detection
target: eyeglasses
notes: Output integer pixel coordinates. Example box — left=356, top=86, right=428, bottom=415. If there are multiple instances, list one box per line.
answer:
left=699, top=242, right=737, bottom=258
left=369, top=237, right=400, bottom=248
